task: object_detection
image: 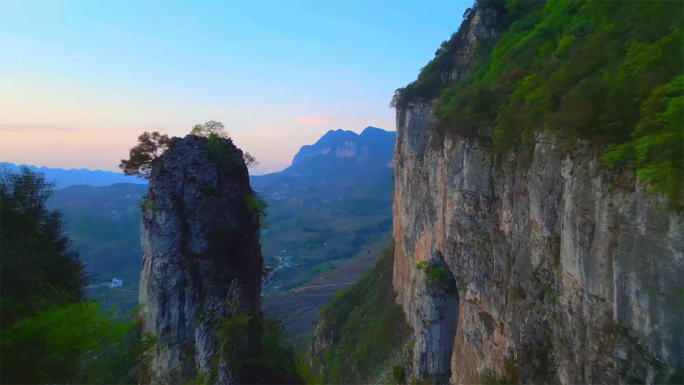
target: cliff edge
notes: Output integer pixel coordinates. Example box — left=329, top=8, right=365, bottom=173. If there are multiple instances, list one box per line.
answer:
left=391, top=1, right=683, bottom=384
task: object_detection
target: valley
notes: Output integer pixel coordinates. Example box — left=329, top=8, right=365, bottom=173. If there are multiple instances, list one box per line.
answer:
left=42, top=126, right=395, bottom=338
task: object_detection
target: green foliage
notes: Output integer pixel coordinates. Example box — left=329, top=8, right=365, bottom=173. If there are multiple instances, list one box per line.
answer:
left=0, top=301, right=149, bottom=384
left=136, top=198, right=156, bottom=211
left=244, top=192, right=269, bottom=228
left=191, top=120, right=230, bottom=138
left=203, top=124, right=259, bottom=170
left=416, top=260, right=449, bottom=289
left=203, top=280, right=310, bottom=384
left=316, top=241, right=412, bottom=384
left=315, top=263, right=337, bottom=274
left=396, top=0, right=684, bottom=202
left=0, top=167, right=86, bottom=323
left=393, top=365, right=407, bottom=384
left=424, top=264, right=448, bottom=289
left=295, top=357, right=318, bottom=385
left=119, top=131, right=171, bottom=179
left=207, top=133, right=234, bottom=168
left=191, top=120, right=259, bottom=169
left=259, top=318, right=314, bottom=382
left=0, top=167, right=154, bottom=384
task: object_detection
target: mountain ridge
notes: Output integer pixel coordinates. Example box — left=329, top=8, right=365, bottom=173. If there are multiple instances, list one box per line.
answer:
left=277, top=126, right=395, bottom=178
left=0, top=162, right=146, bottom=189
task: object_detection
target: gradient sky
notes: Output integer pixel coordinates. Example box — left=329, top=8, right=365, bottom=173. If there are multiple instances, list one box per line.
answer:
left=1, top=0, right=470, bottom=174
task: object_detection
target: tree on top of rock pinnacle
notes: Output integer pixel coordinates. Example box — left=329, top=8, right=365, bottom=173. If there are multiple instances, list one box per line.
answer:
left=119, top=131, right=172, bottom=179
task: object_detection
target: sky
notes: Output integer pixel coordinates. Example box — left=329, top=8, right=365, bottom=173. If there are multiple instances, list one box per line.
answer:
left=1, top=0, right=470, bottom=174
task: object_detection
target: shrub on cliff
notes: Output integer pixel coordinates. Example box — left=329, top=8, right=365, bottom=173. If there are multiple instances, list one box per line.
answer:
left=193, top=120, right=259, bottom=169
left=196, top=280, right=312, bottom=384
left=416, top=260, right=449, bottom=290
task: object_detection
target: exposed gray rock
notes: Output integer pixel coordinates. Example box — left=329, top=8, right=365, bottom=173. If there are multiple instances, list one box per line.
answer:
left=138, top=134, right=262, bottom=384
left=392, top=102, right=684, bottom=385
left=411, top=249, right=458, bottom=383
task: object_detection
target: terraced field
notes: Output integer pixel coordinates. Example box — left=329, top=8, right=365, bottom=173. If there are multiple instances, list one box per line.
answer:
left=263, top=235, right=391, bottom=340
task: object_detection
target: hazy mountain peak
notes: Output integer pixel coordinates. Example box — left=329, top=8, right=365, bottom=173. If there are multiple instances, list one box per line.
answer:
left=0, top=162, right=147, bottom=189
left=277, top=126, right=395, bottom=178
left=359, top=126, right=386, bottom=136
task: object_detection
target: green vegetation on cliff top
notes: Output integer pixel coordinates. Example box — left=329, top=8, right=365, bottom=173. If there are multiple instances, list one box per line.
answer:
left=394, top=0, right=683, bottom=204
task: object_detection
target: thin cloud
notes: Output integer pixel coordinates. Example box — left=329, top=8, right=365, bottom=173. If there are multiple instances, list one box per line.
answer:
left=0, top=124, right=151, bottom=133
left=0, top=124, right=93, bottom=133
left=296, top=116, right=332, bottom=124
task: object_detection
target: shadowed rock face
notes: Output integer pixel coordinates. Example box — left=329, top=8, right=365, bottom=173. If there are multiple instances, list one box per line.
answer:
left=138, top=134, right=262, bottom=384
left=392, top=102, right=684, bottom=384
left=411, top=249, right=458, bottom=384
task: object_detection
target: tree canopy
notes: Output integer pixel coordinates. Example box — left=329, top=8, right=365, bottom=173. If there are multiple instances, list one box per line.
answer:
left=0, top=167, right=151, bottom=384
left=243, top=151, right=259, bottom=169
left=119, top=131, right=171, bottom=179
left=191, top=120, right=259, bottom=169
left=0, top=166, right=86, bottom=322
left=191, top=119, right=230, bottom=138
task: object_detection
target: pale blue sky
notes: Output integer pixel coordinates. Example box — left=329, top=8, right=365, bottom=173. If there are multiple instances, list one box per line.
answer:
left=1, top=0, right=470, bottom=174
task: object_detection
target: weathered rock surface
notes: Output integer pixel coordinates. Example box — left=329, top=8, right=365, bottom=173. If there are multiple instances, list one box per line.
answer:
left=392, top=102, right=684, bottom=384
left=410, top=250, right=458, bottom=384
left=138, top=134, right=262, bottom=384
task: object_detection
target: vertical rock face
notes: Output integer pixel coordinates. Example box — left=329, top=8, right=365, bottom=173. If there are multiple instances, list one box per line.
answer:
left=410, top=250, right=458, bottom=384
left=138, top=134, right=263, bottom=383
left=392, top=103, right=684, bottom=384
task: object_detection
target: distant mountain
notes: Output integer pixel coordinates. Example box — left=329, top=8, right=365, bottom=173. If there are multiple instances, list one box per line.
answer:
left=251, top=126, right=396, bottom=336
left=279, top=126, right=396, bottom=178
left=0, top=162, right=147, bottom=189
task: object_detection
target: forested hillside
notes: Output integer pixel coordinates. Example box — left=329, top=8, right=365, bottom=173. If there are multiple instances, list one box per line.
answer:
left=0, top=167, right=151, bottom=384
left=309, top=242, right=412, bottom=384
left=393, top=0, right=682, bottom=204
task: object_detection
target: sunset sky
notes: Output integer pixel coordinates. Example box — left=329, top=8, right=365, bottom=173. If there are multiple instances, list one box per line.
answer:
left=1, top=0, right=469, bottom=174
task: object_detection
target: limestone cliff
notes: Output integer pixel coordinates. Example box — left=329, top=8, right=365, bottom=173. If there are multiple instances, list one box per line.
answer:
left=392, top=103, right=684, bottom=384
left=138, top=134, right=263, bottom=384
